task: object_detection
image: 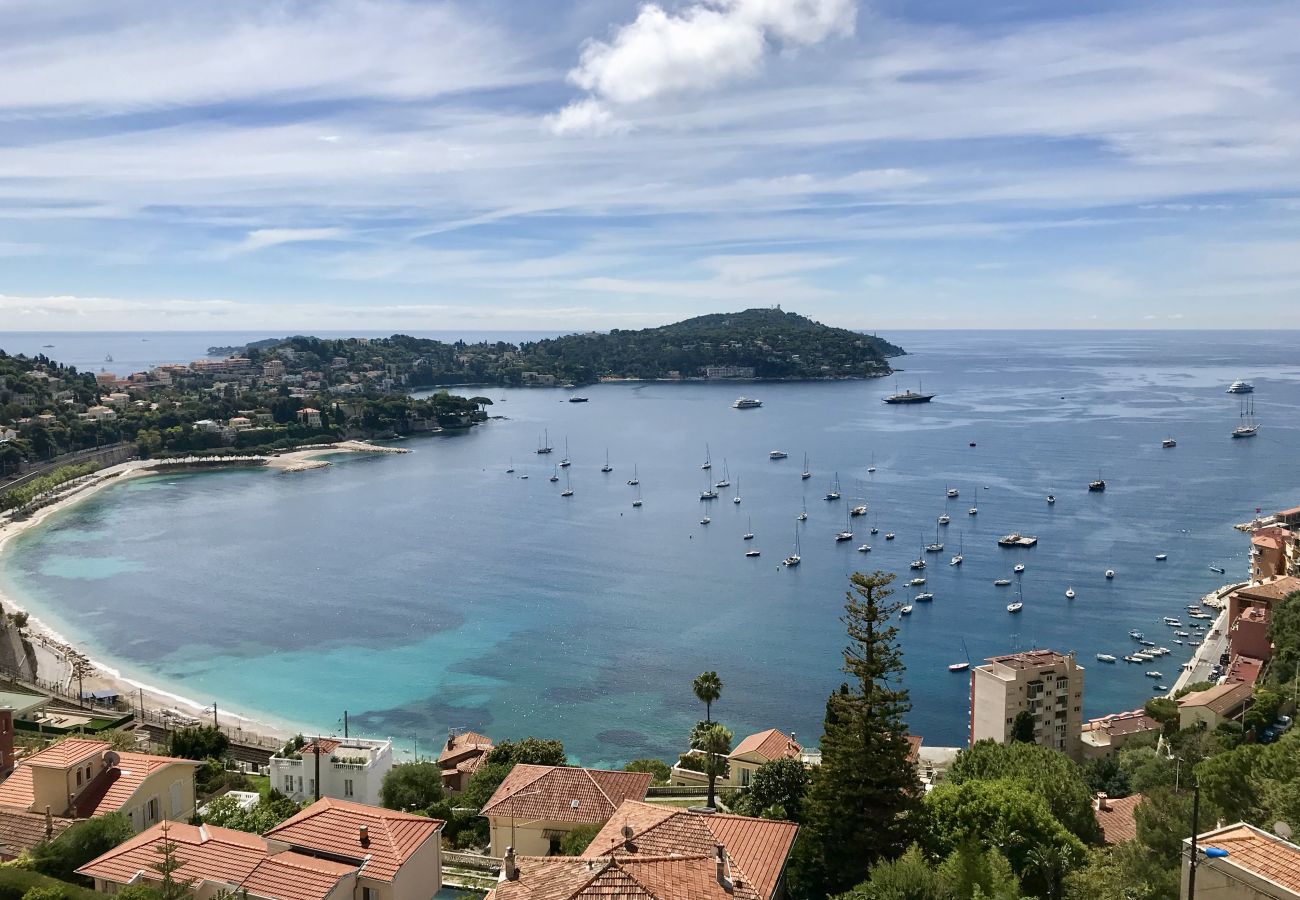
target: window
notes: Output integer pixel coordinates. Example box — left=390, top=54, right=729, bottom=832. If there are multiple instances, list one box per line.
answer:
left=740, top=769, right=751, bottom=787
left=344, top=779, right=354, bottom=798
left=147, top=797, right=160, bottom=823
left=76, top=770, right=83, bottom=786
left=297, top=776, right=303, bottom=793
left=285, top=775, right=295, bottom=792
left=170, top=782, right=182, bottom=816
left=362, top=888, right=377, bottom=900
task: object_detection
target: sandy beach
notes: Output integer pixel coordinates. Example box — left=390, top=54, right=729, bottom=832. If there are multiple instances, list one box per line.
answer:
left=0, top=441, right=409, bottom=744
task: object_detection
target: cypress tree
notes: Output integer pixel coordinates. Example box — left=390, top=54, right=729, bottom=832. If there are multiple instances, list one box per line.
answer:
left=789, top=571, right=921, bottom=898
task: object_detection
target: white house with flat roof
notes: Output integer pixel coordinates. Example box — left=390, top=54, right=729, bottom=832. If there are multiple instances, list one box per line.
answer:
left=269, top=737, right=393, bottom=808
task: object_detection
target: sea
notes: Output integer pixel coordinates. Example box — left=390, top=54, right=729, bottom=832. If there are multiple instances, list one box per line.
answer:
left=1, top=329, right=1297, bottom=767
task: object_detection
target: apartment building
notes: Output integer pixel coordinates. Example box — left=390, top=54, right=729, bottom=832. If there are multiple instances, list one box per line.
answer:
left=969, top=649, right=1085, bottom=760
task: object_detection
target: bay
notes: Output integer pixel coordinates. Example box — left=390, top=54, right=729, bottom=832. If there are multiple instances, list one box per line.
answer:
left=3, top=329, right=1298, bottom=767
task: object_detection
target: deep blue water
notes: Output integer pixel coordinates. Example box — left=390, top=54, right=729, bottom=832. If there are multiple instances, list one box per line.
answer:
left=2, top=330, right=1298, bottom=767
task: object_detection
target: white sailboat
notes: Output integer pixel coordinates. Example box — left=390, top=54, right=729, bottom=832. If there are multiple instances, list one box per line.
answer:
left=1232, top=397, right=1259, bottom=438
left=549, top=465, right=559, bottom=483
left=733, top=475, right=742, bottom=504
left=700, top=470, right=717, bottom=500
left=601, top=449, right=613, bottom=473
left=824, top=472, right=841, bottom=501
left=559, top=438, right=571, bottom=468
left=949, top=639, right=971, bottom=672
left=702, top=443, right=712, bottom=470
left=801, top=453, right=811, bottom=480
left=836, top=511, right=854, bottom=542
left=627, top=464, right=640, bottom=486
left=715, top=459, right=731, bottom=489
left=505, top=457, right=515, bottom=474
left=950, top=533, right=963, bottom=566
left=1007, top=582, right=1024, bottom=613
left=783, top=530, right=802, bottom=567
left=537, top=429, right=553, bottom=454
left=797, top=499, right=808, bottom=522
left=867, top=452, right=876, bottom=474
left=632, top=483, right=643, bottom=508
left=743, top=517, right=755, bottom=540
left=560, top=470, right=573, bottom=497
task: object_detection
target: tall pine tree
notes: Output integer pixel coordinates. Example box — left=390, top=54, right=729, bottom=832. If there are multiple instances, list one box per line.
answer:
left=789, top=570, right=921, bottom=898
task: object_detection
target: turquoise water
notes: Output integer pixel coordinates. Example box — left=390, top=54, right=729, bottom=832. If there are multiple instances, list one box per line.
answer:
left=3, top=331, right=1298, bottom=766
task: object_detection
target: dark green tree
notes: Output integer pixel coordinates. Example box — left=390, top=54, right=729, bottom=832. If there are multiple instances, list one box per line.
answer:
left=1010, top=710, right=1036, bottom=743
left=151, top=823, right=195, bottom=900
left=379, top=761, right=445, bottom=812
left=623, top=759, right=671, bottom=784
left=692, top=671, right=723, bottom=723
left=29, top=813, right=135, bottom=883
left=168, top=726, right=229, bottom=761
left=483, top=737, right=566, bottom=768
left=693, top=723, right=733, bottom=810
left=558, top=823, right=603, bottom=855
left=788, top=571, right=921, bottom=898
left=731, top=757, right=810, bottom=821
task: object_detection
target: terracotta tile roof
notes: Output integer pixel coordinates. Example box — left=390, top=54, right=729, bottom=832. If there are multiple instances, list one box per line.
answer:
left=0, top=745, right=199, bottom=818
left=0, top=805, right=76, bottom=859
left=23, top=738, right=115, bottom=770
left=1192, top=823, right=1300, bottom=895
left=77, top=822, right=272, bottom=887
left=240, top=851, right=357, bottom=900
left=1086, top=710, right=1161, bottom=737
left=1096, top=794, right=1144, bottom=845
left=438, top=731, right=493, bottom=766
left=584, top=801, right=798, bottom=900
left=299, top=738, right=341, bottom=756
left=1226, top=654, right=1264, bottom=686
left=487, top=854, right=762, bottom=900
left=1236, top=576, right=1300, bottom=603
left=481, top=766, right=653, bottom=826
left=905, top=735, right=924, bottom=765
left=729, top=730, right=802, bottom=763
left=265, top=797, right=442, bottom=883
left=1178, top=681, right=1252, bottom=714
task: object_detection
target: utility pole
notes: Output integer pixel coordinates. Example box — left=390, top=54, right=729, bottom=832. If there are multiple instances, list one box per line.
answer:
left=314, top=736, right=322, bottom=801
left=344, top=710, right=349, bottom=739
left=211, top=703, right=218, bottom=728
left=1187, top=786, right=1201, bottom=900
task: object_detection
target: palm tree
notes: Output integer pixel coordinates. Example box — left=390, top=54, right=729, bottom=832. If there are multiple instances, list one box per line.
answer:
left=694, top=722, right=733, bottom=811
left=692, top=671, right=723, bottom=723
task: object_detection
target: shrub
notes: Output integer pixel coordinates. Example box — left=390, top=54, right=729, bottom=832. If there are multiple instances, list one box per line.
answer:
left=28, top=813, right=135, bottom=884
left=623, top=759, right=671, bottom=784
left=559, top=824, right=603, bottom=856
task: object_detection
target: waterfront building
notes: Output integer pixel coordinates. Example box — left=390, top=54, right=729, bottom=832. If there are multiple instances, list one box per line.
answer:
left=1250, top=527, right=1289, bottom=580
left=79, top=797, right=444, bottom=900
left=269, top=737, right=392, bottom=808
left=1181, top=822, right=1300, bottom=900
left=1231, top=607, right=1273, bottom=661
left=0, top=738, right=200, bottom=833
left=1080, top=710, right=1162, bottom=760
left=1176, top=682, right=1252, bottom=731
left=437, top=730, right=493, bottom=795
left=582, top=799, right=798, bottom=900
left=969, top=649, right=1085, bottom=761
left=480, top=764, right=652, bottom=857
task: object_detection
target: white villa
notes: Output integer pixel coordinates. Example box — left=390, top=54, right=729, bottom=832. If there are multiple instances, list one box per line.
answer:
left=269, top=737, right=393, bottom=808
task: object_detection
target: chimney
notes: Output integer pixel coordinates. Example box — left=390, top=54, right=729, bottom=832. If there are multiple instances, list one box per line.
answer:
left=715, top=844, right=733, bottom=892
left=1095, top=792, right=1110, bottom=812
left=447, top=734, right=455, bottom=751
left=503, top=846, right=518, bottom=881
left=358, top=824, right=370, bottom=848
left=44, top=805, right=52, bottom=838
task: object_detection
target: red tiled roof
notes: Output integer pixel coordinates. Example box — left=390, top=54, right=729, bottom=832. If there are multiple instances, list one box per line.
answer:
left=0, top=744, right=199, bottom=818
left=729, top=730, right=801, bottom=763
left=0, top=806, right=76, bottom=859
left=1236, top=576, right=1300, bottom=603
left=905, top=735, right=924, bottom=765
left=1177, top=681, right=1252, bottom=714
left=481, top=766, right=653, bottom=826
left=240, top=851, right=357, bottom=900
left=487, top=854, right=761, bottom=900
left=1193, top=823, right=1300, bottom=894
left=77, top=822, right=272, bottom=888
left=438, top=731, right=493, bottom=766
left=1096, top=794, right=1144, bottom=845
left=584, top=801, right=798, bottom=900
left=299, top=738, right=341, bottom=756
left=265, top=797, right=442, bottom=884
left=1226, top=654, right=1264, bottom=686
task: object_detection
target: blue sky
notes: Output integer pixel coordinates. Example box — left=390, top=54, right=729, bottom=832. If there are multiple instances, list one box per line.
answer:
left=2, top=0, right=1298, bottom=331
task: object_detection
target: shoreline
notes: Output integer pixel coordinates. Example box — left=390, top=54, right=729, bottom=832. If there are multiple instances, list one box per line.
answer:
left=0, top=441, right=407, bottom=744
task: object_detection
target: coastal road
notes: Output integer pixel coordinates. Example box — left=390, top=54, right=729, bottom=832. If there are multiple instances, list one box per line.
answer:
left=1168, top=608, right=1229, bottom=697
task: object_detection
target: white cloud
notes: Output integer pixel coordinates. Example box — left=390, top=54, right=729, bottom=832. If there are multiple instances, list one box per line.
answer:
left=546, top=98, right=628, bottom=137
left=230, top=228, right=347, bottom=256
left=565, top=0, right=854, bottom=107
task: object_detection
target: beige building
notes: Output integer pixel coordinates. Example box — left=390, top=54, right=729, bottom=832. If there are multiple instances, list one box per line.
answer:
left=1182, top=822, right=1300, bottom=900
left=0, top=738, right=200, bottom=833
left=671, top=728, right=806, bottom=790
left=1176, top=682, right=1252, bottom=731
left=480, top=764, right=652, bottom=857
left=1080, top=710, right=1162, bottom=760
left=79, top=798, right=443, bottom=900
left=438, top=730, right=493, bottom=794
left=969, top=649, right=1085, bottom=760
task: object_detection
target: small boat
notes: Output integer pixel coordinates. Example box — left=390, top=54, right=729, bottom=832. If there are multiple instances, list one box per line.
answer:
left=1209, top=565, right=1226, bottom=574
left=1096, top=654, right=1116, bottom=663
left=1046, top=494, right=1056, bottom=504
left=835, top=512, right=854, bottom=542
left=702, top=444, right=712, bottom=470
left=105, top=353, right=113, bottom=362
left=1129, top=630, right=1144, bottom=639
left=1173, top=640, right=1183, bottom=645
left=915, top=592, right=934, bottom=601
left=870, top=526, right=879, bottom=535
left=732, top=397, right=763, bottom=409
left=700, top=516, right=711, bottom=525
left=1145, top=671, right=1163, bottom=678
left=627, top=464, right=639, bottom=486
left=950, top=554, right=962, bottom=566
left=783, top=530, right=802, bottom=567
left=506, top=458, right=515, bottom=474
left=1175, top=630, right=1190, bottom=637
left=994, top=579, right=1011, bottom=586
left=858, top=544, right=871, bottom=553
left=549, top=466, right=559, bottom=483
left=560, top=469, right=574, bottom=497
left=537, top=429, right=553, bottom=454
left=1226, top=380, right=1254, bottom=394
left=601, top=450, right=613, bottom=473
left=937, top=514, right=951, bottom=526
left=745, top=549, right=761, bottom=558
left=519, top=474, right=529, bottom=479
left=632, top=486, right=643, bottom=508
left=1007, top=603, right=1023, bottom=613
left=559, top=443, right=570, bottom=466
left=801, top=453, right=811, bottom=480
left=568, top=396, right=588, bottom=403
left=1065, top=587, right=1075, bottom=599
left=1162, top=438, right=1177, bottom=448
left=701, top=489, right=718, bottom=500
left=1231, top=397, right=1259, bottom=438
left=910, top=558, right=926, bottom=570
left=884, top=532, right=895, bottom=540
left=714, top=459, right=731, bottom=488
left=909, top=576, right=927, bottom=586
left=824, top=473, right=842, bottom=501
left=1139, top=639, right=1155, bottom=647
left=733, top=476, right=742, bottom=505
left=1089, top=478, right=1106, bottom=492
left=850, top=505, right=868, bottom=517
left=867, top=452, right=876, bottom=474
left=968, top=507, right=978, bottom=516
left=1155, top=553, right=1167, bottom=561
left=946, top=487, right=959, bottom=498
left=797, top=501, right=808, bottom=522
left=1124, top=655, right=1142, bottom=663
left=769, top=450, right=788, bottom=459
left=1155, top=685, right=1168, bottom=692
left=1105, top=569, right=1115, bottom=579
left=743, top=517, right=755, bottom=541
left=925, top=543, right=944, bottom=553
left=900, top=605, right=913, bottom=616
left=948, top=662, right=969, bottom=672
left=1013, top=563, right=1025, bottom=573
